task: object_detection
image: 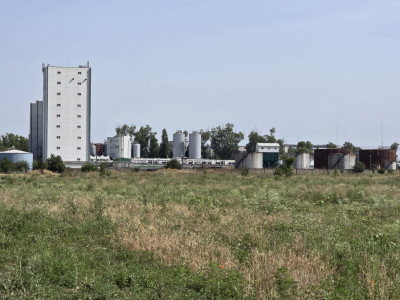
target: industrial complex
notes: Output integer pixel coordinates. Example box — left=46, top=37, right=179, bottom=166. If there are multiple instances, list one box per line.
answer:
left=1, top=62, right=397, bottom=173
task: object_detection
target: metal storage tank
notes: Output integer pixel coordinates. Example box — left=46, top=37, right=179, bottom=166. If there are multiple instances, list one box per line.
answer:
left=132, top=143, right=141, bottom=158
left=91, top=144, right=96, bottom=156
left=314, top=148, right=351, bottom=169
left=103, top=142, right=108, bottom=156
left=328, top=153, right=355, bottom=169
left=359, top=149, right=396, bottom=170
left=189, top=131, right=201, bottom=159
left=173, top=131, right=185, bottom=158
left=0, top=150, right=33, bottom=171
left=385, top=161, right=396, bottom=170
left=295, top=152, right=310, bottom=169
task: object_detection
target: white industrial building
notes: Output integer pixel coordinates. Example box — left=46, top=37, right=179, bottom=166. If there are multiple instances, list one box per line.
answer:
left=32, top=62, right=92, bottom=163
left=29, top=100, right=44, bottom=161
left=107, top=135, right=132, bottom=160
left=236, top=143, right=280, bottom=169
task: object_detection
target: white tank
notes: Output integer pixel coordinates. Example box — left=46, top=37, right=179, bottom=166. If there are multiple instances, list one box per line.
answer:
left=91, top=144, right=96, bottom=156
left=295, top=153, right=310, bottom=169
left=173, top=131, right=185, bottom=158
left=384, top=161, right=396, bottom=170
left=133, top=143, right=141, bottom=158
left=189, top=132, right=201, bottom=159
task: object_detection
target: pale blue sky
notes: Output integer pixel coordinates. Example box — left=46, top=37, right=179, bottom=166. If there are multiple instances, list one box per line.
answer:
left=1, top=1, right=399, bottom=147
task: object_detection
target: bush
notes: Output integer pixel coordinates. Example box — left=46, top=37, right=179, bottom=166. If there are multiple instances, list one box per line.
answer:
left=14, top=161, right=30, bottom=173
left=99, top=163, right=106, bottom=176
left=274, top=155, right=295, bottom=176
left=0, top=157, right=14, bottom=173
left=378, top=168, right=385, bottom=174
left=353, top=161, right=365, bottom=173
left=241, top=167, right=249, bottom=176
left=32, top=160, right=39, bottom=170
left=81, top=163, right=98, bottom=172
left=165, top=158, right=182, bottom=169
left=47, top=154, right=66, bottom=173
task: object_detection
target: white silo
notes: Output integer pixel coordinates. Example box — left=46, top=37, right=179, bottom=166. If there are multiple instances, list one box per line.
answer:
left=189, top=132, right=201, bottom=159
left=295, top=152, right=310, bottom=169
left=173, top=131, right=185, bottom=158
left=91, top=144, right=96, bottom=156
left=133, top=143, right=141, bottom=158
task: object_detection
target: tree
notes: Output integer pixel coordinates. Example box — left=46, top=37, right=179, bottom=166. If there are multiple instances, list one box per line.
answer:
left=0, top=133, right=28, bottom=152
left=391, top=142, right=399, bottom=151
left=210, top=123, right=244, bottom=160
left=0, top=157, right=14, bottom=173
left=159, top=129, right=170, bottom=158
left=342, top=142, right=359, bottom=155
left=274, top=154, right=295, bottom=176
left=264, top=127, right=277, bottom=143
left=148, top=134, right=159, bottom=158
left=200, top=129, right=211, bottom=158
left=326, top=142, right=337, bottom=148
left=47, top=154, right=66, bottom=173
left=296, top=141, right=313, bottom=154
left=246, top=131, right=266, bottom=152
left=133, top=125, right=155, bottom=158
left=115, top=124, right=136, bottom=137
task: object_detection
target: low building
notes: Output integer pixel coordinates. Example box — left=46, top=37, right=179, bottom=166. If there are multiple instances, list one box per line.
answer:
left=236, top=143, right=280, bottom=169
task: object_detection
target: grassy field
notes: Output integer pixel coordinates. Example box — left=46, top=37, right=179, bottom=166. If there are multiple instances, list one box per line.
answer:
left=1, top=169, right=400, bottom=299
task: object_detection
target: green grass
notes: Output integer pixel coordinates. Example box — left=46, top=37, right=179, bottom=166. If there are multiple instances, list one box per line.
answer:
left=1, top=170, right=400, bottom=299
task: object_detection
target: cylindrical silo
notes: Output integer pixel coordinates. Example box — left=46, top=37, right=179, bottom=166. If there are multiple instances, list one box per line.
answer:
left=173, top=131, right=185, bottom=158
left=0, top=150, right=33, bottom=171
left=189, top=131, right=201, bottom=159
left=103, top=142, right=108, bottom=156
left=328, top=153, right=343, bottom=169
left=133, top=143, right=141, bottom=158
left=295, top=152, right=310, bottom=169
left=91, top=144, right=96, bottom=156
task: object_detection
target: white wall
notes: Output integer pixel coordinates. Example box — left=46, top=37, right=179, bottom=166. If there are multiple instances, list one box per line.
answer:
left=43, top=64, right=91, bottom=162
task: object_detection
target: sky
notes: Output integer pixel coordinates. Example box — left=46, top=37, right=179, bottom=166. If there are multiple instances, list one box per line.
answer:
left=1, top=1, right=399, bottom=147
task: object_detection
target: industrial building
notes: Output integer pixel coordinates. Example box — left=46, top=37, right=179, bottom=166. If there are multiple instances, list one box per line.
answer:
left=29, top=62, right=91, bottom=165
left=236, top=143, right=280, bottom=169
left=42, top=62, right=91, bottom=163
left=0, top=149, right=33, bottom=171
left=106, top=135, right=132, bottom=160
left=29, top=100, right=44, bottom=161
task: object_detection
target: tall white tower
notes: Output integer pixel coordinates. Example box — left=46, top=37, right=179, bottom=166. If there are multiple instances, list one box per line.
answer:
left=42, top=62, right=91, bottom=162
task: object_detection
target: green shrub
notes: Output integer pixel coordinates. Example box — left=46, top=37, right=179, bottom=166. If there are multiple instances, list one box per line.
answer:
left=81, top=163, right=98, bottom=172
left=241, top=167, right=249, bottom=176
left=274, top=154, right=295, bottom=176
left=165, top=158, right=182, bottom=169
left=32, top=160, right=39, bottom=170
left=0, top=157, right=14, bottom=173
left=99, top=163, right=106, bottom=176
left=14, top=161, right=30, bottom=173
left=353, top=161, right=365, bottom=173
left=378, top=168, right=385, bottom=174
left=47, top=154, right=65, bottom=173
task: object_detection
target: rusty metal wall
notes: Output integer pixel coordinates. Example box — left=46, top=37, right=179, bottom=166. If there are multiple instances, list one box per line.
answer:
left=95, top=143, right=104, bottom=156
left=359, top=149, right=396, bottom=169
left=314, top=148, right=351, bottom=169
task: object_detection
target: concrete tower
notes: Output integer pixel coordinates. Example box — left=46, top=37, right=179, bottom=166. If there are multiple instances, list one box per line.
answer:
left=42, top=62, right=91, bottom=162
